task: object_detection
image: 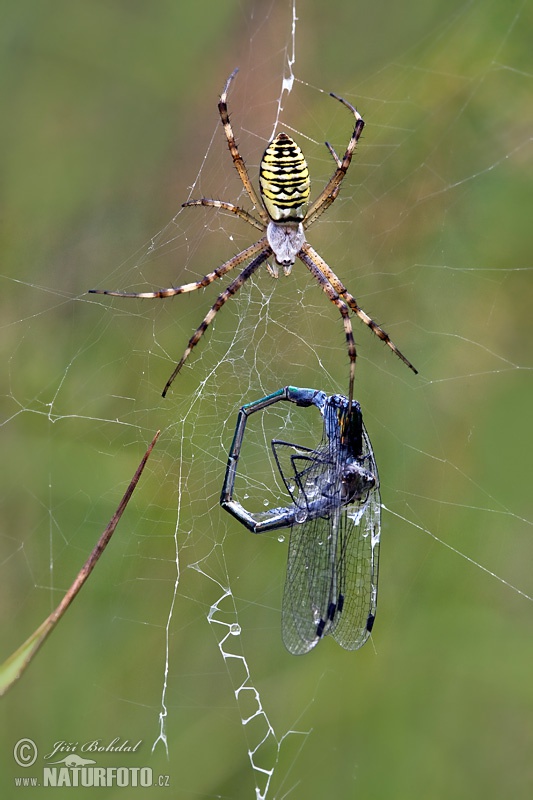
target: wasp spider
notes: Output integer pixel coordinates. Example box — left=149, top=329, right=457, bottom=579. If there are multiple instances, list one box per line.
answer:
left=90, top=69, right=417, bottom=400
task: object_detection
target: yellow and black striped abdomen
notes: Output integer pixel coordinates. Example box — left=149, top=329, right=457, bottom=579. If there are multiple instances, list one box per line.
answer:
left=259, top=132, right=310, bottom=223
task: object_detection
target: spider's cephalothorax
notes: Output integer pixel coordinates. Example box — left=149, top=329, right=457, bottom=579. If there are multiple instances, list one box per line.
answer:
left=90, top=68, right=417, bottom=401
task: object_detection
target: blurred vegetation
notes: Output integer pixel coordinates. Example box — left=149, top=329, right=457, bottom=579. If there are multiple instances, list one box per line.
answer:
left=1, top=1, right=532, bottom=798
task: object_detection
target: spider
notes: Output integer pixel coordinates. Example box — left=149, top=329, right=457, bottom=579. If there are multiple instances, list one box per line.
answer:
left=90, top=69, right=417, bottom=401
left=220, top=385, right=380, bottom=654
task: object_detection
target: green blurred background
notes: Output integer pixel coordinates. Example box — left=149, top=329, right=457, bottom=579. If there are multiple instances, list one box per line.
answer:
left=2, top=0, right=532, bottom=797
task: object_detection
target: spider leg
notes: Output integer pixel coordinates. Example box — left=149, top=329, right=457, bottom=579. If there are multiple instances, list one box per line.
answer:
left=325, top=141, right=342, bottom=168
left=301, top=243, right=418, bottom=374
left=218, top=69, right=269, bottom=224
left=89, top=238, right=268, bottom=299
left=297, top=248, right=356, bottom=405
left=162, top=245, right=273, bottom=397
left=182, top=199, right=264, bottom=231
left=304, top=94, right=365, bottom=230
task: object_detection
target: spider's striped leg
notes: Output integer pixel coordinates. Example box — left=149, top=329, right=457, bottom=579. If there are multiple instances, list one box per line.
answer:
left=218, top=69, right=268, bottom=224
left=182, top=199, right=264, bottom=231
left=297, top=249, right=357, bottom=405
left=301, top=243, right=418, bottom=374
left=325, top=142, right=342, bottom=168
left=89, top=238, right=268, bottom=299
left=304, top=95, right=364, bottom=229
left=340, top=286, right=417, bottom=374
left=162, top=246, right=273, bottom=397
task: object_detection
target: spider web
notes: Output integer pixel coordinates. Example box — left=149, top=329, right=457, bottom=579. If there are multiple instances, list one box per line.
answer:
left=2, top=1, right=533, bottom=798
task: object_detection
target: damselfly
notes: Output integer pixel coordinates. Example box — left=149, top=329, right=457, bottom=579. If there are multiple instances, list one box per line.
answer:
left=221, top=386, right=380, bottom=655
